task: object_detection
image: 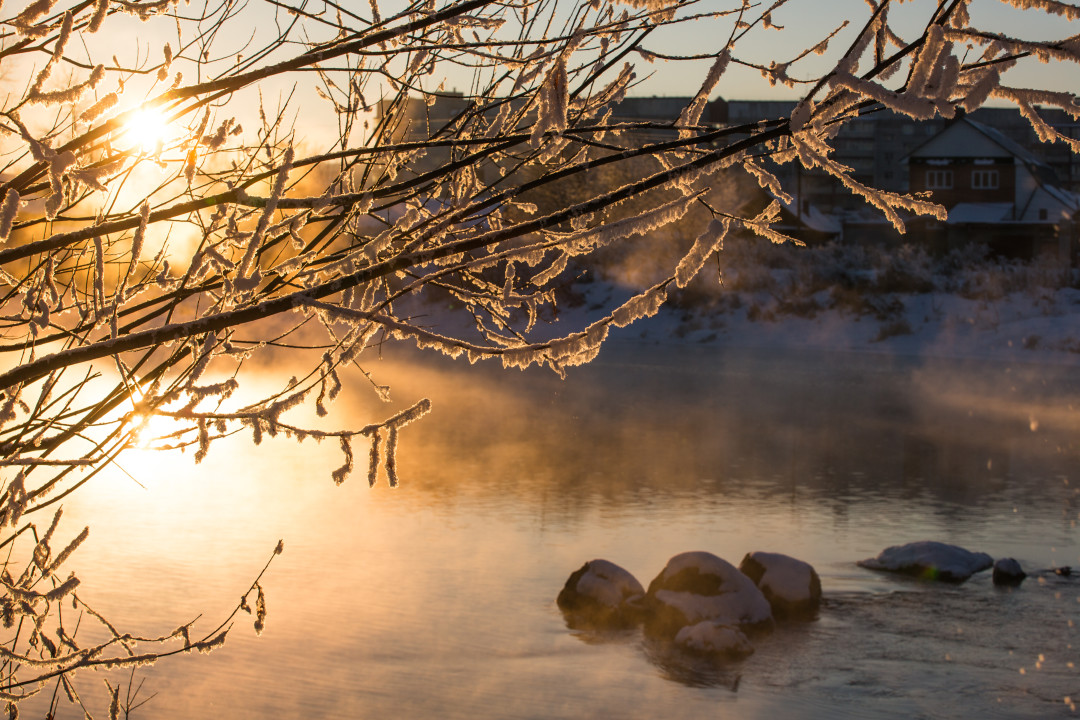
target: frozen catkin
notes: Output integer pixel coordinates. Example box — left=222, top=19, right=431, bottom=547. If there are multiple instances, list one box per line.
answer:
left=675, top=219, right=729, bottom=288
left=531, top=251, right=569, bottom=287
left=531, top=56, right=568, bottom=144
left=10, top=0, right=58, bottom=30
left=43, top=528, right=88, bottom=578
left=78, top=92, right=118, bottom=123
left=157, top=43, right=173, bottom=82
left=366, top=431, right=382, bottom=487
left=0, top=191, right=20, bottom=245
left=678, top=51, right=730, bottom=134
left=194, top=418, right=210, bottom=463
left=253, top=583, right=266, bottom=635
left=88, top=0, right=109, bottom=31
left=108, top=682, right=119, bottom=720
left=610, top=283, right=668, bottom=327
left=26, top=12, right=72, bottom=98
left=128, top=201, right=150, bottom=282
left=236, top=147, right=293, bottom=289
left=566, top=194, right=696, bottom=252
left=385, top=426, right=400, bottom=487
left=92, top=237, right=106, bottom=317
left=331, top=436, right=354, bottom=485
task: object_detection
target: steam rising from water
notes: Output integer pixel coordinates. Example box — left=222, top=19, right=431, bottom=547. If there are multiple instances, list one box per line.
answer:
left=44, top=343, right=1080, bottom=719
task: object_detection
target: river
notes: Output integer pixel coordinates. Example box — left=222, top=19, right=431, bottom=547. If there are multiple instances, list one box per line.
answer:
left=45, top=342, right=1080, bottom=718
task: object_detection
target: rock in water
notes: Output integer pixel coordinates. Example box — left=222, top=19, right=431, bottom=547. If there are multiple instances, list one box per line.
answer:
left=739, top=551, right=822, bottom=619
left=857, top=541, right=993, bottom=583
left=992, top=558, right=1026, bottom=587
left=557, top=559, right=645, bottom=629
left=674, top=621, right=755, bottom=659
left=645, top=551, right=774, bottom=638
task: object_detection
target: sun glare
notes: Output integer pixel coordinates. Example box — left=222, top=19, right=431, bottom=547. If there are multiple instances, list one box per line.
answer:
left=125, top=107, right=170, bottom=152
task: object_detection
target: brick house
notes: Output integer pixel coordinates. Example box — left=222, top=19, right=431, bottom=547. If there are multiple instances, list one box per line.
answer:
left=905, top=115, right=1079, bottom=262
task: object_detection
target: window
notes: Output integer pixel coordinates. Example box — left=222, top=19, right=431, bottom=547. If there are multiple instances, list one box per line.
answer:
left=1039, top=208, right=1048, bottom=221
left=926, top=169, right=953, bottom=189
left=972, top=169, right=999, bottom=189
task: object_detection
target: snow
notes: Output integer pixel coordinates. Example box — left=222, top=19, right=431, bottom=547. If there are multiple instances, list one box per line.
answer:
left=404, top=239, right=1080, bottom=375
left=740, top=552, right=820, bottom=610
left=648, top=552, right=773, bottom=628
left=1017, top=186, right=1078, bottom=223
left=777, top=194, right=842, bottom=233
left=857, top=541, right=994, bottom=582
left=573, top=266, right=1080, bottom=368
left=946, top=203, right=1013, bottom=224
left=557, top=559, right=645, bottom=629
left=573, top=559, right=645, bottom=608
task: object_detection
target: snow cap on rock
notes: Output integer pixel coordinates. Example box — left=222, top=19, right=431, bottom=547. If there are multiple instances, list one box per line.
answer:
left=857, top=541, right=993, bottom=583
left=739, top=551, right=822, bottom=619
left=645, top=551, right=774, bottom=637
left=557, top=559, right=645, bottom=629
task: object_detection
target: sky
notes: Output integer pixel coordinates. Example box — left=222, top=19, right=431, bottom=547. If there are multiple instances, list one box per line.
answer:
left=5, top=0, right=1076, bottom=160
left=633, top=0, right=1080, bottom=100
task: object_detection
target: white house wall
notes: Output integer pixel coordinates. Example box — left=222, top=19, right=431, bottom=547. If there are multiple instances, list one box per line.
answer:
left=1017, top=186, right=1077, bottom=223
left=1014, top=164, right=1041, bottom=212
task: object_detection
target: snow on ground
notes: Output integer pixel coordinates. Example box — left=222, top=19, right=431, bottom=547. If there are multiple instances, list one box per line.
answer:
left=564, top=249, right=1080, bottom=367
left=613, top=286, right=1080, bottom=365
left=409, top=241, right=1080, bottom=368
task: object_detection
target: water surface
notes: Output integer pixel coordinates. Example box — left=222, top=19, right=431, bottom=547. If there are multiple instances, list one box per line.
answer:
left=49, top=343, right=1080, bottom=718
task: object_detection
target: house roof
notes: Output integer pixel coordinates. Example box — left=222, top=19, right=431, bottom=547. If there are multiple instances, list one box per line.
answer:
left=903, top=115, right=1053, bottom=175
left=771, top=191, right=842, bottom=234
left=962, top=118, right=1049, bottom=169
left=947, top=188, right=1080, bottom=224
left=945, top=202, right=1013, bottom=224
left=1040, top=182, right=1080, bottom=211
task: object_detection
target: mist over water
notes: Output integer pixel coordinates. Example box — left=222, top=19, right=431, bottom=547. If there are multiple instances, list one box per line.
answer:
left=49, top=342, right=1080, bottom=718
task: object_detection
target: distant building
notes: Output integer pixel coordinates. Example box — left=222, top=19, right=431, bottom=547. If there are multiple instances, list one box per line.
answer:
left=772, top=193, right=842, bottom=246
left=379, top=92, right=1080, bottom=262
left=905, top=115, right=1079, bottom=262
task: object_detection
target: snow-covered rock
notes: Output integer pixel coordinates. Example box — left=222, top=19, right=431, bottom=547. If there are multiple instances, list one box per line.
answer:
left=645, top=551, right=774, bottom=638
left=992, top=558, right=1026, bottom=587
left=674, top=621, right=755, bottom=659
left=857, top=541, right=993, bottom=583
left=738, top=551, right=822, bottom=619
left=557, top=559, right=645, bottom=629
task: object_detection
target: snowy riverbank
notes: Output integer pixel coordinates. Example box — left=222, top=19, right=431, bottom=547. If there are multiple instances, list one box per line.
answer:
left=572, top=240, right=1080, bottom=367
left=611, top=284, right=1080, bottom=366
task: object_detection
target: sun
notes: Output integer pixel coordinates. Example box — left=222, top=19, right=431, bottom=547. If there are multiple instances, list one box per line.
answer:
left=124, top=107, right=170, bottom=153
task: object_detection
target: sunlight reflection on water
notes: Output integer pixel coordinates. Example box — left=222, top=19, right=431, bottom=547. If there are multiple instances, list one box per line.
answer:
left=47, top=343, right=1080, bottom=719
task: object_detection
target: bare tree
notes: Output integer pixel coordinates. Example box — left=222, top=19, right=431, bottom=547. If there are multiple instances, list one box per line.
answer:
left=0, top=0, right=1076, bottom=713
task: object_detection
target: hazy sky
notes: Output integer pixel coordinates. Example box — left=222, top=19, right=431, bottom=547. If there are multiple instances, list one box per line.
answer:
left=633, top=0, right=1080, bottom=100
left=52, top=0, right=1077, bottom=150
